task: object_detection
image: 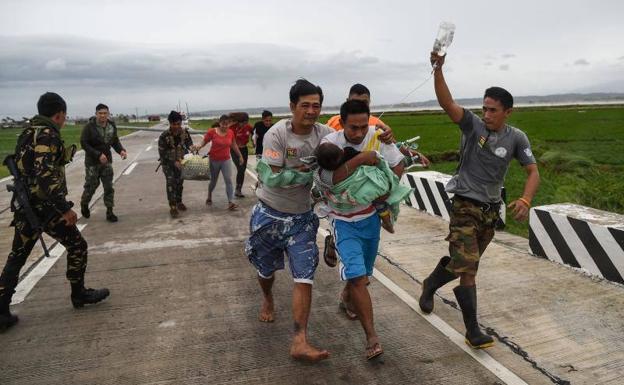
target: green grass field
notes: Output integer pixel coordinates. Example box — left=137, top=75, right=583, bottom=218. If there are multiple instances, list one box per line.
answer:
left=189, top=105, right=624, bottom=238
left=375, top=106, right=624, bottom=237
left=0, top=124, right=132, bottom=178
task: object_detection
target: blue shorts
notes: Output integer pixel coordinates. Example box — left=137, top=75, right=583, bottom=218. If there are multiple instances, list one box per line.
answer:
left=332, top=215, right=381, bottom=281
left=245, top=201, right=320, bottom=284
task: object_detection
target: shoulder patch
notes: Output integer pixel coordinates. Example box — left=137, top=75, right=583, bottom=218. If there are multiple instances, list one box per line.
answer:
left=263, top=149, right=281, bottom=160
left=494, top=147, right=507, bottom=158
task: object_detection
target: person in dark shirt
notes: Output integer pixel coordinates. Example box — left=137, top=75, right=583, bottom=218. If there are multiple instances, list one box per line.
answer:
left=1, top=92, right=110, bottom=332
left=80, top=103, right=127, bottom=222
left=158, top=111, right=194, bottom=218
left=252, top=110, right=273, bottom=160
left=229, top=112, right=253, bottom=197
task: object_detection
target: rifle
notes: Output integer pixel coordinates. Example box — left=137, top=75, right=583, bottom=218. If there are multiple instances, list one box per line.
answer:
left=3, top=155, right=50, bottom=258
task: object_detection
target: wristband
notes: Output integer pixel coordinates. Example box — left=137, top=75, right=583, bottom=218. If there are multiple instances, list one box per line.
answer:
left=517, top=197, right=531, bottom=207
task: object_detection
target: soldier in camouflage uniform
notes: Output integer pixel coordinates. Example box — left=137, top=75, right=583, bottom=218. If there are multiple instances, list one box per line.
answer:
left=158, top=111, right=193, bottom=218
left=418, top=53, right=540, bottom=349
left=80, top=103, right=127, bottom=222
left=0, top=92, right=110, bottom=332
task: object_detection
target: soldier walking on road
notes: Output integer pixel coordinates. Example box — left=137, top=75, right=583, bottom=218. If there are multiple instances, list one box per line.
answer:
left=158, top=111, right=193, bottom=218
left=0, top=92, right=110, bottom=332
left=418, top=52, right=540, bottom=349
left=80, top=103, right=127, bottom=222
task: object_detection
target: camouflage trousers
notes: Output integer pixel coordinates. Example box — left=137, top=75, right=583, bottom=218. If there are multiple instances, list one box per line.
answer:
left=445, top=196, right=500, bottom=276
left=0, top=210, right=88, bottom=304
left=162, top=163, right=184, bottom=206
left=81, top=163, right=115, bottom=208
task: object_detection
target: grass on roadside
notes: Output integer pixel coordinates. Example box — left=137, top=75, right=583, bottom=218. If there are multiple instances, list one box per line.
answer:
left=377, top=106, right=624, bottom=238
left=0, top=124, right=134, bottom=178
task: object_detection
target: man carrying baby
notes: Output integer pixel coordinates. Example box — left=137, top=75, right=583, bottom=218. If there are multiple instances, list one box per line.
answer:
left=317, top=99, right=406, bottom=360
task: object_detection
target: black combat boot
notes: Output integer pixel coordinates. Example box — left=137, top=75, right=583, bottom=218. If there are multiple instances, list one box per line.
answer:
left=419, top=256, right=458, bottom=313
left=106, top=208, right=118, bottom=222
left=453, top=285, right=494, bottom=349
left=169, top=204, right=179, bottom=218
left=0, top=294, right=19, bottom=332
left=71, top=282, right=110, bottom=309
left=81, top=203, right=90, bottom=218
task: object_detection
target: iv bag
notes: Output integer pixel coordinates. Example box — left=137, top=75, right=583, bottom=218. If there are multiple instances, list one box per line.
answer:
left=433, top=22, right=455, bottom=56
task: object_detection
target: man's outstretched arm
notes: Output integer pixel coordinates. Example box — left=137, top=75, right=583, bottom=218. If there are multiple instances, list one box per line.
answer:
left=431, top=52, right=464, bottom=124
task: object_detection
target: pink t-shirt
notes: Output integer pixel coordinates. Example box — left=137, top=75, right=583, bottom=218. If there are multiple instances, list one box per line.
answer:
left=204, top=129, right=235, bottom=161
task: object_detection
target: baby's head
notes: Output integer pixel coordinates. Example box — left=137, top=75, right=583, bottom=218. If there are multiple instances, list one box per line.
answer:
left=315, top=142, right=344, bottom=170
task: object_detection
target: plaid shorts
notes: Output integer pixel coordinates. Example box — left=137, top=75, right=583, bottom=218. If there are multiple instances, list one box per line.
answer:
left=245, top=201, right=319, bottom=284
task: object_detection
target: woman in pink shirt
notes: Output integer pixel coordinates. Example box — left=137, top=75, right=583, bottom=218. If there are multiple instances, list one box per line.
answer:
left=193, top=115, right=244, bottom=210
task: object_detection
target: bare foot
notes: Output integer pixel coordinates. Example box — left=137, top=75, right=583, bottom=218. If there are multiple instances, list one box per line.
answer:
left=259, top=296, right=275, bottom=322
left=290, top=339, right=330, bottom=362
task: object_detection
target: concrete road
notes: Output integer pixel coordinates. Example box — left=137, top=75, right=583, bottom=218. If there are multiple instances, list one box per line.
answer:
left=2, top=129, right=619, bottom=384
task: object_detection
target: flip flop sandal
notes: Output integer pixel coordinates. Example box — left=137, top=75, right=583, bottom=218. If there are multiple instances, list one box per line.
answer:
left=366, top=342, right=384, bottom=360
left=228, top=203, right=238, bottom=211
left=339, top=301, right=358, bottom=320
left=323, top=234, right=337, bottom=267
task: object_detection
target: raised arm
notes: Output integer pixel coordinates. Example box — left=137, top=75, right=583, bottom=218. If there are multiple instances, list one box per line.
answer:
left=431, top=52, right=464, bottom=124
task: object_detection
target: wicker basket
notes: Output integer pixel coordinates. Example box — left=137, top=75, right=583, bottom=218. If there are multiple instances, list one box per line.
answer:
left=181, top=155, right=211, bottom=180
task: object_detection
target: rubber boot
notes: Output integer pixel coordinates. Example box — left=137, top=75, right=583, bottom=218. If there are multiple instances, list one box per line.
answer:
left=169, top=204, right=179, bottom=218
left=419, top=256, right=458, bottom=314
left=106, top=208, right=118, bottom=222
left=0, top=292, right=18, bottom=332
left=81, top=203, right=90, bottom=219
left=453, top=285, right=494, bottom=349
left=71, top=282, right=110, bottom=309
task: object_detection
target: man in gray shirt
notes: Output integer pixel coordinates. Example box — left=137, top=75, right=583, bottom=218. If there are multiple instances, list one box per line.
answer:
left=418, top=52, right=540, bottom=349
left=245, top=79, right=333, bottom=363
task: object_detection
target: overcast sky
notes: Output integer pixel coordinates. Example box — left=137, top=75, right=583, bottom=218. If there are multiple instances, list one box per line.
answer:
left=1, top=0, right=623, bottom=117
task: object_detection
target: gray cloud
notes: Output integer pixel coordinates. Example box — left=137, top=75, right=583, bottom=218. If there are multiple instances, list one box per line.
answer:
left=499, top=64, right=510, bottom=71
left=0, top=35, right=419, bottom=89
left=502, top=53, right=516, bottom=59
left=484, top=62, right=493, bottom=66
left=0, top=35, right=430, bottom=116
left=574, top=58, right=590, bottom=66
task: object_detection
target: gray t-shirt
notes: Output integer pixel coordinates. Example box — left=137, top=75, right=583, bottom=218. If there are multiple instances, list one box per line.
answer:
left=446, top=109, right=536, bottom=203
left=256, top=118, right=333, bottom=214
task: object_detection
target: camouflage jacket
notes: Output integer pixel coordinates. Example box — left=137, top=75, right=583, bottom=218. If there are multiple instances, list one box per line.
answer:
left=14, top=115, right=73, bottom=214
left=81, top=117, right=125, bottom=166
left=158, top=129, right=193, bottom=166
